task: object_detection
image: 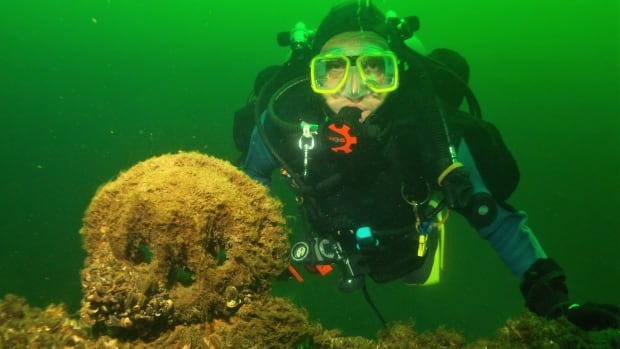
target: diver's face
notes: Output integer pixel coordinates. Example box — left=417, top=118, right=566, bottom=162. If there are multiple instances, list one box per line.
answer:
left=320, top=32, right=391, bottom=122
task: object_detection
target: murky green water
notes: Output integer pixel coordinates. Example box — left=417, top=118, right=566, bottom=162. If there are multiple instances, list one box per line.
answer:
left=1, top=0, right=618, bottom=340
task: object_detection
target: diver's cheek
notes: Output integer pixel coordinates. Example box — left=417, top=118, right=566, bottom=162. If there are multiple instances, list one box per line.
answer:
left=360, top=110, right=371, bottom=122
left=323, top=94, right=346, bottom=114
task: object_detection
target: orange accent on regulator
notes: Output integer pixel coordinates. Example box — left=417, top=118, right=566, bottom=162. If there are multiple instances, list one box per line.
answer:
left=328, top=124, right=357, bottom=154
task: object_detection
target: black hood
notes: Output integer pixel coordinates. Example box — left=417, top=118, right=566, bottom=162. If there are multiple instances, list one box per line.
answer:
left=311, top=1, right=388, bottom=53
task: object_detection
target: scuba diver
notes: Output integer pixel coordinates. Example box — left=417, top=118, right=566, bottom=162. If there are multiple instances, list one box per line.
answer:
left=233, top=0, right=620, bottom=331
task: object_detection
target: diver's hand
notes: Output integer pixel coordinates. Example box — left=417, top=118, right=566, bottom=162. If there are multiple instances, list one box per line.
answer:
left=566, top=302, right=620, bottom=330
left=521, top=259, right=620, bottom=331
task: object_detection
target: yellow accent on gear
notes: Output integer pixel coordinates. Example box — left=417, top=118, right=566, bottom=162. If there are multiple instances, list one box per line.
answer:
left=421, top=211, right=445, bottom=286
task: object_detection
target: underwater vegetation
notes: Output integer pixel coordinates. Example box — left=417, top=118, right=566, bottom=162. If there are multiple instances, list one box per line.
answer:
left=2, top=293, right=620, bottom=348
left=0, top=152, right=618, bottom=348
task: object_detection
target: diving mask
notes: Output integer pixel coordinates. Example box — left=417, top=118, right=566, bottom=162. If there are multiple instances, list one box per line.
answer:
left=310, top=51, right=399, bottom=96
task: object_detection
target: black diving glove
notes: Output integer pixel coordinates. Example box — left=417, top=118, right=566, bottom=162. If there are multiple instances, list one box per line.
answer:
left=521, top=258, right=620, bottom=331
left=565, top=302, right=620, bottom=331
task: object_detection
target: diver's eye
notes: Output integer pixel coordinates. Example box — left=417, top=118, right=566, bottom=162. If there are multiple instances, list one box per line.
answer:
left=361, top=57, right=385, bottom=73
left=325, top=58, right=347, bottom=69
left=326, top=68, right=345, bottom=79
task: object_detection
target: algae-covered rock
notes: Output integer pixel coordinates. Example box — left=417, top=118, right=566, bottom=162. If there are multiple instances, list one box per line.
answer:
left=79, top=152, right=290, bottom=337
left=1, top=294, right=619, bottom=348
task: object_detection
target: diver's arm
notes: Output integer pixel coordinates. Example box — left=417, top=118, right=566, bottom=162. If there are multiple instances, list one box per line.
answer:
left=457, top=139, right=566, bottom=317
left=241, top=125, right=278, bottom=186
left=457, top=140, right=547, bottom=276
left=457, top=140, right=620, bottom=329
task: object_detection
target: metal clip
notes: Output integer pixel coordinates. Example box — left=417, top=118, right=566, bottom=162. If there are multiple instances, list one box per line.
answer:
left=298, top=122, right=317, bottom=178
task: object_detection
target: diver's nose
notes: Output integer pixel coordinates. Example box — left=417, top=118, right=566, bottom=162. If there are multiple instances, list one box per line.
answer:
left=349, top=71, right=361, bottom=95
left=342, top=69, right=367, bottom=101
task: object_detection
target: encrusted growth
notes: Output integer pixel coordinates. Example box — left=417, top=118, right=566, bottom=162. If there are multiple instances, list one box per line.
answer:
left=79, top=152, right=290, bottom=338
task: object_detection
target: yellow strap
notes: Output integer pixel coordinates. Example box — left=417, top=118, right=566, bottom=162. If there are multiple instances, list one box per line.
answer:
left=437, top=162, right=464, bottom=186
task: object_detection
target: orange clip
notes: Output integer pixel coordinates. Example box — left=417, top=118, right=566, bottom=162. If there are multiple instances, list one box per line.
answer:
left=287, top=264, right=304, bottom=283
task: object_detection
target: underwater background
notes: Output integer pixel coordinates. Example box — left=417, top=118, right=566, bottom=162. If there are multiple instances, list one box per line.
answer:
left=1, top=0, right=618, bottom=341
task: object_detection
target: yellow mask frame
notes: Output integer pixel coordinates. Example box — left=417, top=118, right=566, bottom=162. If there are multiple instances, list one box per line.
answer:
left=310, top=51, right=399, bottom=94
